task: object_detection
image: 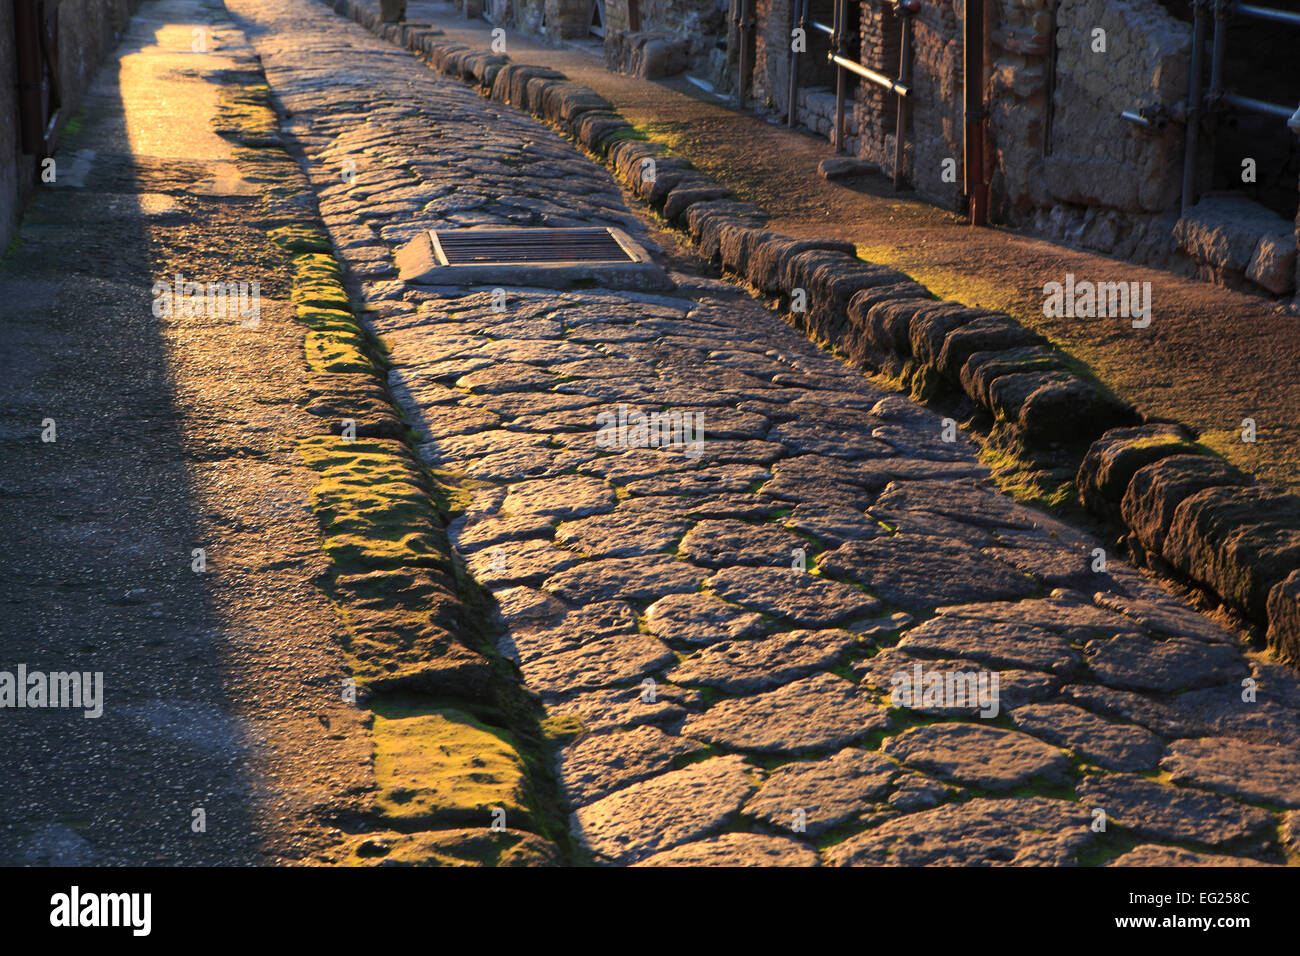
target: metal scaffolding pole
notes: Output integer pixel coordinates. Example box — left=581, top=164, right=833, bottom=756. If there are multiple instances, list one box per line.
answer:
left=894, top=1, right=919, bottom=189
left=833, top=0, right=848, bottom=153
left=788, top=0, right=806, bottom=127
left=1181, top=0, right=1208, bottom=215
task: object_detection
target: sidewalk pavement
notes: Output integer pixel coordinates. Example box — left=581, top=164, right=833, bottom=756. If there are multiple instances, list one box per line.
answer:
left=0, top=0, right=370, bottom=864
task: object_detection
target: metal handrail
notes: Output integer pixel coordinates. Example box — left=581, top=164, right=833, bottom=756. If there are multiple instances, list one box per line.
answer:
left=829, top=53, right=911, bottom=97
left=1231, top=3, right=1300, bottom=26
left=1220, top=92, right=1295, bottom=120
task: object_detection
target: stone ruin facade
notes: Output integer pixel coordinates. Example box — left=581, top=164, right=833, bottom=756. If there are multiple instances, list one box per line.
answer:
left=460, top=0, right=1300, bottom=298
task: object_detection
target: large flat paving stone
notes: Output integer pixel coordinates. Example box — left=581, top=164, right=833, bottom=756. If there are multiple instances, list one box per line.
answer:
left=543, top=683, right=703, bottom=734
left=882, top=723, right=1072, bottom=790
left=557, top=725, right=704, bottom=808
left=1009, top=702, right=1164, bottom=771
left=896, top=617, right=1081, bottom=677
left=1083, top=633, right=1247, bottom=692
left=514, top=632, right=675, bottom=695
left=819, top=535, right=1039, bottom=610
left=824, top=797, right=1095, bottom=865
left=706, top=566, right=881, bottom=625
left=1107, top=845, right=1276, bottom=866
left=544, top=555, right=706, bottom=602
left=555, top=510, right=690, bottom=557
left=742, top=748, right=899, bottom=836
left=1077, top=774, right=1276, bottom=845
left=681, top=673, right=891, bottom=754
left=679, top=518, right=807, bottom=568
left=1161, top=738, right=1300, bottom=807
left=643, top=591, right=768, bottom=645
left=667, top=628, right=858, bottom=693
left=502, top=476, right=617, bottom=518
left=571, top=755, right=759, bottom=865
left=633, top=832, right=818, bottom=867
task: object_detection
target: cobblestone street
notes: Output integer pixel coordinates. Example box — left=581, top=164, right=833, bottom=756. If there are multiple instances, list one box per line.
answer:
left=227, top=0, right=1300, bottom=865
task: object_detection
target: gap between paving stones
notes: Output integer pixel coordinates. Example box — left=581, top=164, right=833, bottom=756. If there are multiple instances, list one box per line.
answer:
left=214, top=45, right=569, bottom=866
left=320, top=0, right=1300, bottom=671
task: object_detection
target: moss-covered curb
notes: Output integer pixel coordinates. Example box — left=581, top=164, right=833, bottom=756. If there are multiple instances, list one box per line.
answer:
left=212, top=52, right=569, bottom=865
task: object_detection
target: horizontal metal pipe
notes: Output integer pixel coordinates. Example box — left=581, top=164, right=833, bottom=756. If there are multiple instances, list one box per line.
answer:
left=811, top=20, right=834, bottom=34
left=1221, top=92, right=1296, bottom=120
left=1231, top=3, right=1300, bottom=26
left=828, top=53, right=911, bottom=96
left=1120, top=110, right=1153, bottom=127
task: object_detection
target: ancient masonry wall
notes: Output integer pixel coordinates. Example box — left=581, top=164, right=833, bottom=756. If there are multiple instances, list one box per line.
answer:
left=0, top=0, right=142, bottom=253
left=1025, top=0, right=1190, bottom=266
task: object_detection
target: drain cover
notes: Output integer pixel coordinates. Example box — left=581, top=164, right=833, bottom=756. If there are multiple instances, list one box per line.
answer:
left=431, top=227, right=637, bottom=266
left=396, top=225, right=671, bottom=291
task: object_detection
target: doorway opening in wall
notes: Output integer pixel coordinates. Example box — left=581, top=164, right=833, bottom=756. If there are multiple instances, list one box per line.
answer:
left=795, top=0, right=854, bottom=141
left=1162, top=0, right=1300, bottom=224
left=1205, top=1, right=1300, bottom=223
left=590, top=0, right=605, bottom=37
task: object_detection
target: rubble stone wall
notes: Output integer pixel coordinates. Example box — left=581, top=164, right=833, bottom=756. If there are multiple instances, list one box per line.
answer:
left=1, top=0, right=141, bottom=254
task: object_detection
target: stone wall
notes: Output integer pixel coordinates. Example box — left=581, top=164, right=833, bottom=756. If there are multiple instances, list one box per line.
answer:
left=1, top=0, right=140, bottom=254
left=1022, top=0, right=1190, bottom=266
left=602, top=0, right=725, bottom=75
left=861, top=0, right=961, bottom=207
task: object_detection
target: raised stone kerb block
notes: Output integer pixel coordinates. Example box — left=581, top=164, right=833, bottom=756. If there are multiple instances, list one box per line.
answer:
left=1121, top=454, right=1253, bottom=555
left=1076, top=423, right=1201, bottom=517
left=1163, top=485, right=1300, bottom=621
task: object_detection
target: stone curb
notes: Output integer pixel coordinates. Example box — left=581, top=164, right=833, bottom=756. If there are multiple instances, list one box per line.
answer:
left=322, top=0, right=1300, bottom=665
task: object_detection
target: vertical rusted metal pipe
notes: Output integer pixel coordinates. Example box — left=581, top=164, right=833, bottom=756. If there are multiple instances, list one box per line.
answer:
left=833, top=0, right=847, bottom=152
left=963, top=0, right=987, bottom=224
left=738, top=0, right=752, bottom=108
left=894, top=1, right=918, bottom=189
left=788, top=0, right=804, bottom=126
left=1182, top=0, right=1208, bottom=214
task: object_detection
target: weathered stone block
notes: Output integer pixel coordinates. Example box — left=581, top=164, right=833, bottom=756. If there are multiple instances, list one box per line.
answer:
left=1267, top=570, right=1300, bottom=665
left=1165, top=485, right=1300, bottom=620
left=1121, top=454, right=1252, bottom=554
left=960, top=345, right=1065, bottom=410
left=936, top=315, right=1044, bottom=381
left=1016, top=375, right=1137, bottom=446
left=1077, top=423, right=1200, bottom=516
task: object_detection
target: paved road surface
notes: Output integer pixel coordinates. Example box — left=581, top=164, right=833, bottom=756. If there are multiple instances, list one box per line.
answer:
left=232, top=0, right=1300, bottom=865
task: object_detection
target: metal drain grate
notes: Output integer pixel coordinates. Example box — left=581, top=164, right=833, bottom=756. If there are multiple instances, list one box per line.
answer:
left=430, top=227, right=638, bottom=266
